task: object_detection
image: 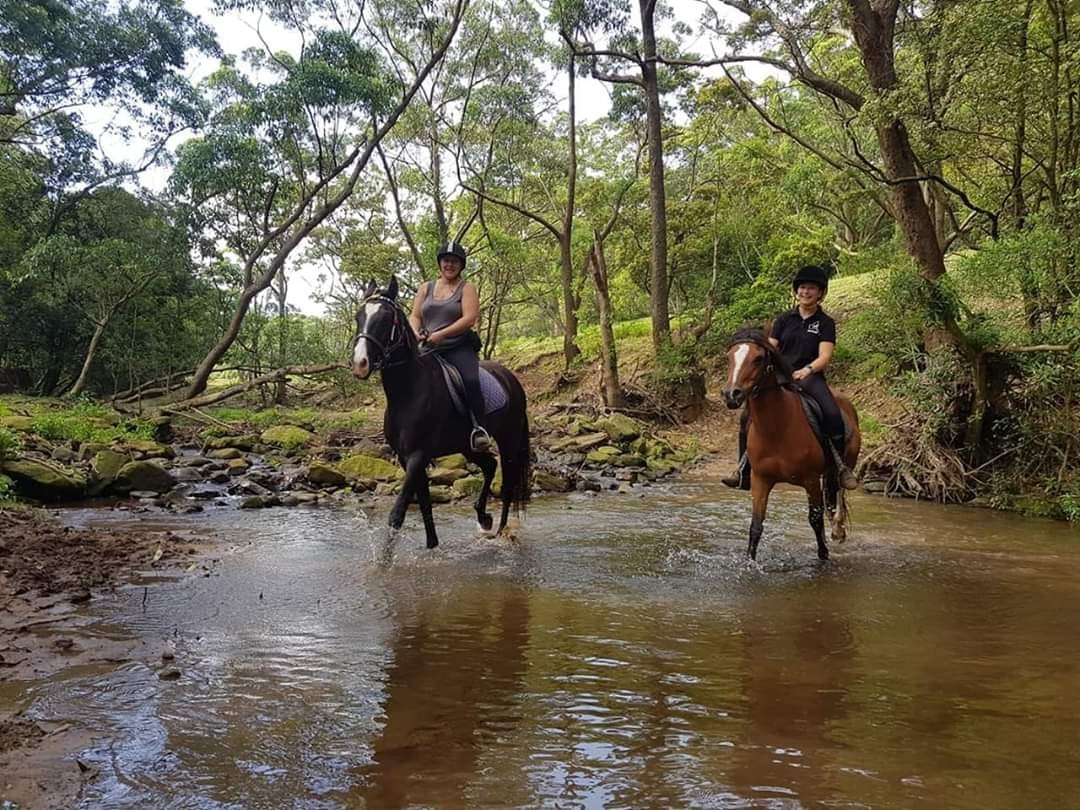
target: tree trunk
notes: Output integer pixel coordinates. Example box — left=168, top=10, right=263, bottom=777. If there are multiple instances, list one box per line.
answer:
left=274, top=268, right=288, bottom=405
left=561, top=53, right=581, bottom=368
left=639, top=0, right=671, bottom=355
left=68, top=318, right=108, bottom=398
left=589, top=238, right=625, bottom=408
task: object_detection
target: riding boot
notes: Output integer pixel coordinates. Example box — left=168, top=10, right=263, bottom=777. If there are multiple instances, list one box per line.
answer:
left=721, top=451, right=751, bottom=491
left=722, top=416, right=751, bottom=490
left=829, top=434, right=859, bottom=490
left=469, top=417, right=493, bottom=453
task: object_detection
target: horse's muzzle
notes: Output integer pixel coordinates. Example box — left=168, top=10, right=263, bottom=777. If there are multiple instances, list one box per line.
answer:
left=352, top=359, right=370, bottom=380
left=723, top=388, right=745, bottom=409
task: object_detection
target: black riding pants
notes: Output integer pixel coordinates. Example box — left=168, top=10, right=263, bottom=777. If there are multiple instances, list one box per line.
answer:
left=436, top=342, right=484, bottom=423
left=799, top=373, right=844, bottom=441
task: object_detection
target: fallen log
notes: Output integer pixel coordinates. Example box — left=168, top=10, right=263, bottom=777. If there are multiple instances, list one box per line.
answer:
left=165, top=363, right=348, bottom=411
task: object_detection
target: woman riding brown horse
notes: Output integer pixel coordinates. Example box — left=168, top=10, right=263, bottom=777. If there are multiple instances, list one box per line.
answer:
left=722, top=328, right=861, bottom=561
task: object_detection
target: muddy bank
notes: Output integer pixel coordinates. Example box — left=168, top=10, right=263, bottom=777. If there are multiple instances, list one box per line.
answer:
left=0, top=508, right=218, bottom=807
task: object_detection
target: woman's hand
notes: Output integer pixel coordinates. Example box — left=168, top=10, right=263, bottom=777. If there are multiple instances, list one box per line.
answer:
left=793, top=366, right=813, bottom=382
left=425, top=329, right=444, bottom=345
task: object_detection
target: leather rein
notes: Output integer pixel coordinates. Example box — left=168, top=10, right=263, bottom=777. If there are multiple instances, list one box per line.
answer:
left=728, top=338, right=798, bottom=399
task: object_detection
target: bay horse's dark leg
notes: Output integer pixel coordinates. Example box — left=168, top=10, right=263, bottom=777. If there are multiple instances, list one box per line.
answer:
left=466, top=451, right=497, bottom=533
left=748, top=473, right=773, bottom=560
left=806, top=476, right=829, bottom=560
left=412, top=467, right=439, bottom=549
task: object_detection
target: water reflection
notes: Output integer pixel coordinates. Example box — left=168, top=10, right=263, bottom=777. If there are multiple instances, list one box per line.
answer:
left=353, top=584, right=531, bottom=808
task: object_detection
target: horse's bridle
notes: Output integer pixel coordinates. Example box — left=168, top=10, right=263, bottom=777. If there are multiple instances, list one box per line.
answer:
left=728, top=338, right=796, bottom=398
left=355, top=295, right=411, bottom=371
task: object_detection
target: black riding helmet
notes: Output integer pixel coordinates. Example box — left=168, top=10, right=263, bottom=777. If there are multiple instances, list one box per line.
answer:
left=792, top=263, right=831, bottom=294
left=436, top=240, right=467, bottom=267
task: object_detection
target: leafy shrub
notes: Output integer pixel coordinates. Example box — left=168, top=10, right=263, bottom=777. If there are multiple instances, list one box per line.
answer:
left=0, top=427, right=21, bottom=459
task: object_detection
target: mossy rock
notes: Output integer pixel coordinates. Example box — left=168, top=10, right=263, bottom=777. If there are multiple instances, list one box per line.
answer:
left=646, top=438, right=675, bottom=459
left=429, top=466, right=469, bottom=485
left=204, top=435, right=260, bottom=451
left=226, top=458, right=249, bottom=475
left=435, top=453, right=467, bottom=470
left=208, top=448, right=243, bottom=460
left=612, top=453, right=646, bottom=468
left=306, top=463, right=347, bottom=487
left=114, top=460, right=176, bottom=493
left=1, top=457, right=87, bottom=498
left=586, top=445, right=621, bottom=464
left=429, top=485, right=454, bottom=504
left=452, top=476, right=484, bottom=498
left=260, top=425, right=315, bottom=452
left=594, top=413, right=642, bottom=443
left=0, top=415, right=34, bottom=432
left=549, top=432, right=608, bottom=453
left=646, top=457, right=679, bottom=475
left=125, top=439, right=175, bottom=459
left=92, top=450, right=131, bottom=484
left=338, top=453, right=403, bottom=482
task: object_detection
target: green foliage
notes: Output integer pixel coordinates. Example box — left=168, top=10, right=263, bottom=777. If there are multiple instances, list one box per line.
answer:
left=0, top=472, right=16, bottom=504
left=0, top=426, right=21, bottom=459
left=28, top=399, right=154, bottom=445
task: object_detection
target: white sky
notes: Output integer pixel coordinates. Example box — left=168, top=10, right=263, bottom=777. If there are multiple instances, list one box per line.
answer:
left=92, top=0, right=750, bottom=316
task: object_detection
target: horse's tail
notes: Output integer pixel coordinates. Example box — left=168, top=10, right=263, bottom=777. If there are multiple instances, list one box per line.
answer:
left=489, top=363, right=531, bottom=515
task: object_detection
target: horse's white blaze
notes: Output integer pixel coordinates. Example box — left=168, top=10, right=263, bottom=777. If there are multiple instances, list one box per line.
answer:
left=729, top=344, right=751, bottom=388
left=352, top=301, right=380, bottom=369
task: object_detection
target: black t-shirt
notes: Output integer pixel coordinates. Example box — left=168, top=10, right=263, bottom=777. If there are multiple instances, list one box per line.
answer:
left=770, top=307, right=837, bottom=370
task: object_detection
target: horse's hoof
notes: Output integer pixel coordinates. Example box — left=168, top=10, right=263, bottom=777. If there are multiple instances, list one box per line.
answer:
left=426, top=537, right=439, bottom=550
left=477, top=513, right=493, bottom=532
left=818, top=549, right=830, bottom=561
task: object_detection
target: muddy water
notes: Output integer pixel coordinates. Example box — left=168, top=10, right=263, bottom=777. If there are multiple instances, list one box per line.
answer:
left=9, top=481, right=1080, bottom=808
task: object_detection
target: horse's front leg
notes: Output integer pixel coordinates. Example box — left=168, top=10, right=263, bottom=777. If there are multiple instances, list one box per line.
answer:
left=466, top=451, right=497, bottom=533
left=805, top=476, right=829, bottom=560
left=388, top=453, right=426, bottom=532
left=411, top=466, right=439, bottom=549
left=748, top=472, right=774, bottom=560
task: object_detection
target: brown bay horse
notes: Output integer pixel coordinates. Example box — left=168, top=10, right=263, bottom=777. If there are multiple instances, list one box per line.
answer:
left=723, top=329, right=861, bottom=561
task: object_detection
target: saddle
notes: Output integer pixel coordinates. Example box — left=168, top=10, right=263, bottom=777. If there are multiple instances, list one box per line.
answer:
left=432, top=354, right=509, bottom=418
left=797, top=389, right=851, bottom=454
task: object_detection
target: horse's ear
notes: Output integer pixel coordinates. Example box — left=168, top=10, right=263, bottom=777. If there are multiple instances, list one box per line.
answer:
left=362, top=278, right=378, bottom=298
left=385, top=275, right=399, bottom=301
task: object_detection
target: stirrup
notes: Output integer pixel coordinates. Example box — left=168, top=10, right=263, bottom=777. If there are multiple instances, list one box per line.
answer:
left=470, top=426, right=493, bottom=453
left=721, top=451, right=750, bottom=490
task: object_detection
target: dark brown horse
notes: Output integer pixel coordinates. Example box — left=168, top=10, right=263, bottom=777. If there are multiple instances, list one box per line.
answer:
left=350, top=277, right=531, bottom=550
left=722, top=329, right=861, bottom=561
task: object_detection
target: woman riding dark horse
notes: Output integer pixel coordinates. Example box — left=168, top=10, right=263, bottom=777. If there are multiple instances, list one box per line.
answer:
left=723, top=264, right=859, bottom=492
left=409, top=241, right=492, bottom=453
left=351, top=276, right=531, bottom=550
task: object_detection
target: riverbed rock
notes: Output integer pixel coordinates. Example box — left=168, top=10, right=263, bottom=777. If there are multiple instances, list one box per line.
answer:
left=533, top=470, right=574, bottom=492
left=50, top=445, right=77, bottom=464
left=452, top=476, right=484, bottom=498
left=171, top=467, right=205, bottom=483
left=260, top=425, right=315, bottom=453
left=204, top=435, right=260, bottom=451
left=338, top=453, right=403, bottom=482
left=226, top=458, right=249, bottom=475
left=306, top=463, right=347, bottom=487
left=178, top=455, right=214, bottom=467
left=429, top=485, right=454, bottom=504
left=594, top=413, right=642, bottom=443
left=125, top=439, right=175, bottom=460
left=92, top=449, right=130, bottom=483
left=586, top=445, right=621, bottom=465
left=207, top=448, right=243, bottom=460
left=429, top=466, right=469, bottom=485
left=1, top=457, right=87, bottom=498
left=114, top=461, right=176, bottom=493
left=612, top=453, right=646, bottom=468
left=547, top=432, right=609, bottom=453
left=239, top=495, right=273, bottom=509
left=646, top=457, right=679, bottom=475
left=435, top=453, right=468, bottom=470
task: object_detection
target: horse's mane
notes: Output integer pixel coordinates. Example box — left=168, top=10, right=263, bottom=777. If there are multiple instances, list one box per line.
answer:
left=729, top=327, right=795, bottom=382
